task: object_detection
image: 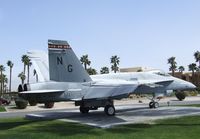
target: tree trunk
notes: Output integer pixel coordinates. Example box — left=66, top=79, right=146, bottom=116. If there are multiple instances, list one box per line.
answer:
left=23, top=64, right=26, bottom=74
left=114, top=63, right=117, bottom=73
left=27, top=65, right=30, bottom=84
left=84, top=63, right=87, bottom=70
left=192, top=70, right=195, bottom=83
left=23, top=64, right=26, bottom=83
left=9, top=68, right=12, bottom=92
left=172, top=70, right=175, bottom=76
left=2, top=80, right=4, bottom=94
left=0, top=71, right=2, bottom=97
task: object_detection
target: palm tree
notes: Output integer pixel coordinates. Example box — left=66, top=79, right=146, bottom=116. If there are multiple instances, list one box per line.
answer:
left=87, top=67, right=97, bottom=75
left=111, top=55, right=120, bottom=73
left=2, top=74, right=7, bottom=94
left=7, top=60, right=14, bottom=92
left=194, top=51, right=200, bottom=68
left=100, top=67, right=109, bottom=74
left=167, top=57, right=177, bottom=76
left=80, top=55, right=91, bottom=70
left=188, top=63, right=197, bottom=77
left=33, top=69, right=38, bottom=82
left=27, top=59, right=32, bottom=84
left=178, top=66, right=185, bottom=73
left=0, top=65, right=5, bottom=96
left=18, top=72, right=26, bottom=84
left=21, top=55, right=29, bottom=76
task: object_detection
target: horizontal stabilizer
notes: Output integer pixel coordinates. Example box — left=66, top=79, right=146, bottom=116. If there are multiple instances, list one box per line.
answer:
left=20, top=90, right=64, bottom=94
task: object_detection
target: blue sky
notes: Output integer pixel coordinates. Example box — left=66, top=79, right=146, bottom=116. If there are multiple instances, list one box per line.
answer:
left=0, top=0, right=200, bottom=90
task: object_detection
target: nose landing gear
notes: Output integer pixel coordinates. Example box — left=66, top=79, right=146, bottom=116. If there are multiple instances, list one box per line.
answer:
left=149, top=101, right=159, bottom=109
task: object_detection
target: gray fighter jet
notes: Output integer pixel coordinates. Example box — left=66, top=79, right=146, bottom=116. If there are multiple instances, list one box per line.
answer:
left=18, top=40, right=196, bottom=116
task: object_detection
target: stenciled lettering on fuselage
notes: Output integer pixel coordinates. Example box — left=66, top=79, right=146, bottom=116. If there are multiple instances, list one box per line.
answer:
left=57, top=56, right=73, bottom=72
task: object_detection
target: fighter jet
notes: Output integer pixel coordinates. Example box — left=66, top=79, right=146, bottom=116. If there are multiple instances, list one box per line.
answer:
left=18, top=39, right=196, bottom=116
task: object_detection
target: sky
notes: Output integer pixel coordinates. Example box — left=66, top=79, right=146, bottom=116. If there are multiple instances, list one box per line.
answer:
left=0, top=0, right=200, bottom=91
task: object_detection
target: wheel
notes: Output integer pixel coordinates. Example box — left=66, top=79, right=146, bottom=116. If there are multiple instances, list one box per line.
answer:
left=80, top=106, right=89, bottom=114
left=149, top=102, right=154, bottom=109
left=104, top=105, right=115, bottom=116
left=44, top=102, right=54, bottom=108
left=153, top=102, right=159, bottom=108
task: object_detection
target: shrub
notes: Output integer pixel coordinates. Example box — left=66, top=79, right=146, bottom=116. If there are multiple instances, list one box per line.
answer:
left=15, top=97, right=28, bottom=109
left=175, top=91, right=186, bottom=101
left=29, top=100, right=37, bottom=106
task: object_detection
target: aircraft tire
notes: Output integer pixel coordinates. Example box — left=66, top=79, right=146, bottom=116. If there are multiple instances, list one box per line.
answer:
left=80, top=106, right=89, bottom=114
left=149, top=102, right=154, bottom=109
left=44, top=102, right=54, bottom=108
left=153, top=102, right=159, bottom=108
left=104, top=105, right=115, bottom=116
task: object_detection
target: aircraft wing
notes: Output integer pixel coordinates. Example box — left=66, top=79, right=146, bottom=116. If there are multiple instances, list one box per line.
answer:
left=83, top=79, right=138, bottom=100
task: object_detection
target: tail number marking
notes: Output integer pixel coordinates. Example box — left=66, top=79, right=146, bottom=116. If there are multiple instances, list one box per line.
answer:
left=57, top=57, right=73, bottom=72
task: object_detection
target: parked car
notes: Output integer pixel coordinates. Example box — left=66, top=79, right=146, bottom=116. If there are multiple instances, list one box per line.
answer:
left=0, top=97, right=11, bottom=105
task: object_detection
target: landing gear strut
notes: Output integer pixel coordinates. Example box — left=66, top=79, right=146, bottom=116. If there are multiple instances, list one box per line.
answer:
left=77, top=99, right=116, bottom=116
left=147, top=94, right=160, bottom=109
left=79, top=106, right=89, bottom=114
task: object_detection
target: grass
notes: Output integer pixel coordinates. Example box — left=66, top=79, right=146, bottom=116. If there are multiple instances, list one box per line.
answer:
left=173, top=104, right=200, bottom=107
left=0, top=116, right=200, bottom=139
left=0, top=106, right=6, bottom=112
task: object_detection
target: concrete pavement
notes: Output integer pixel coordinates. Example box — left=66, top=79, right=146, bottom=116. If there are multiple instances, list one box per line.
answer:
left=1, top=96, right=200, bottom=128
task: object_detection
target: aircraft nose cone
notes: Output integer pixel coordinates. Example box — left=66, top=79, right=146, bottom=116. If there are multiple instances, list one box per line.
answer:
left=187, top=82, right=196, bottom=90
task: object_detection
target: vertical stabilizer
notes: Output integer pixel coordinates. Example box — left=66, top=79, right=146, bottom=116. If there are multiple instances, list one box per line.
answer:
left=48, top=39, right=92, bottom=82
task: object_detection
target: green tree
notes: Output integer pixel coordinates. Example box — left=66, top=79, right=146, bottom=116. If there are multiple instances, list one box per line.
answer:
left=33, top=69, right=38, bottom=82
left=18, top=72, right=26, bottom=84
left=1, top=74, right=7, bottom=93
left=111, top=55, right=120, bottom=73
left=188, top=63, right=197, bottom=77
left=167, top=57, right=177, bottom=76
left=100, top=67, right=109, bottom=74
left=21, top=55, right=29, bottom=75
left=0, top=65, right=5, bottom=96
left=7, top=60, right=14, bottom=92
left=178, top=66, right=185, bottom=73
left=80, top=55, right=91, bottom=70
left=87, top=67, right=97, bottom=75
left=194, top=51, right=200, bottom=68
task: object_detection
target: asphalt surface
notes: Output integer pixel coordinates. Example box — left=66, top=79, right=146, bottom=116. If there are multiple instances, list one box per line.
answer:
left=1, top=97, right=200, bottom=128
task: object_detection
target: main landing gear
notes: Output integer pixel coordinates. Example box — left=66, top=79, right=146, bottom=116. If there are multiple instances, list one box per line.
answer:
left=77, top=99, right=116, bottom=116
left=104, top=105, right=115, bottom=116
left=148, top=95, right=161, bottom=109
